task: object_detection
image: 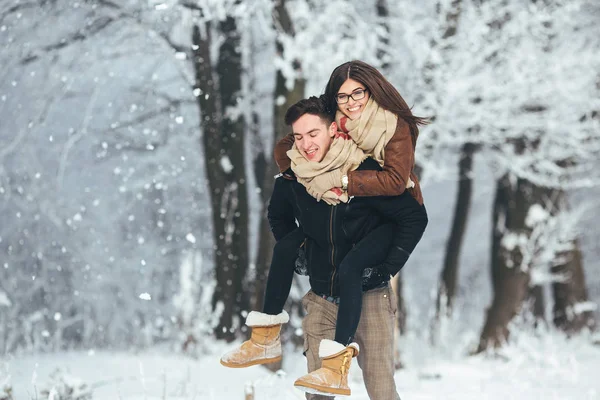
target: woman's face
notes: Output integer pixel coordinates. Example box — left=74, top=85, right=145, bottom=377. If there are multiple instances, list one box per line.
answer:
left=336, top=78, right=369, bottom=120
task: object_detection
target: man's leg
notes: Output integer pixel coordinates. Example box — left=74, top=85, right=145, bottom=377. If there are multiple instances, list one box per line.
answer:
left=301, top=290, right=336, bottom=400
left=354, top=285, right=401, bottom=400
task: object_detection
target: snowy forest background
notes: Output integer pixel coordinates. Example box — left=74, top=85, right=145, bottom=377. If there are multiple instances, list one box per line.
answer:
left=1, top=0, right=600, bottom=398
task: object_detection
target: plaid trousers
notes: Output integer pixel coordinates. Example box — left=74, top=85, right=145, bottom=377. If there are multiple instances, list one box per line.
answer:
left=301, top=286, right=401, bottom=400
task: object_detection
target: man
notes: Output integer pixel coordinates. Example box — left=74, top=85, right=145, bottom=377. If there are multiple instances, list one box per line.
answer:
left=267, top=96, right=416, bottom=400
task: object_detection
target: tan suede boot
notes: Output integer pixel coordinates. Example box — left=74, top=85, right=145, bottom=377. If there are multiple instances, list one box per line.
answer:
left=220, top=310, right=289, bottom=368
left=294, top=339, right=360, bottom=396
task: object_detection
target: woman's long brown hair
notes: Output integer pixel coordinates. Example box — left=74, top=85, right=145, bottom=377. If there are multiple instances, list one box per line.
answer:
left=324, top=60, right=429, bottom=149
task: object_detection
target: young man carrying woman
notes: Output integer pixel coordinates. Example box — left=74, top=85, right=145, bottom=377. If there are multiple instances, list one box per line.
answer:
left=221, top=60, right=428, bottom=399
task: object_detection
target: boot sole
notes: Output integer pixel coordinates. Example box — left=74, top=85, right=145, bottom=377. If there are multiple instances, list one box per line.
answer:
left=220, top=355, right=282, bottom=368
left=294, top=381, right=350, bottom=397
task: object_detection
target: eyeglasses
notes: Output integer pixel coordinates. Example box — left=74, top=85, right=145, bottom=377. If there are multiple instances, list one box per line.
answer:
left=336, top=88, right=368, bottom=104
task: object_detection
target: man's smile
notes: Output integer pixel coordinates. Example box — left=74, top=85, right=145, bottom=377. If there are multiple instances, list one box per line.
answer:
left=304, top=148, right=318, bottom=159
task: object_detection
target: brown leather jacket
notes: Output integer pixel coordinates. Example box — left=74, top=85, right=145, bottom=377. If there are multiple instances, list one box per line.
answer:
left=274, top=118, right=424, bottom=205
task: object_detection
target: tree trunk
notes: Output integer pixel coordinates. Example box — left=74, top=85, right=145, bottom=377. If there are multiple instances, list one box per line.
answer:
left=376, top=0, right=407, bottom=369
left=250, top=0, right=306, bottom=370
left=436, top=142, right=475, bottom=317
left=376, top=0, right=391, bottom=69
left=193, top=16, right=249, bottom=342
left=441, top=0, right=463, bottom=40
left=476, top=173, right=556, bottom=352
left=390, top=272, right=406, bottom=369
left=395, top=273, right=407, bottom=336
left=478, top=170, right=595, bottom=351
left=253, top=0, right=305, bottom=313
left=552, top=239, right=595, bottom=333
left=527, top=284, right=546, bottom=327
left=427, top=0, right=467, bottom=339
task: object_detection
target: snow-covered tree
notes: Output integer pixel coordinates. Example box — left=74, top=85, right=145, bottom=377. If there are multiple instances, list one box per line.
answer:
left=1, top=0, right=598, bottom=355
left=0, top=0, right=209, bottom=350
left=408, top=0, right=600, bottom=349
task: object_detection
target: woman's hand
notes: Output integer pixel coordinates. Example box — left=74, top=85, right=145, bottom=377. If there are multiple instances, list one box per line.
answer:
left=309, top=169, right=343, bottom=198
left=322, top=188, right=348, bottom=205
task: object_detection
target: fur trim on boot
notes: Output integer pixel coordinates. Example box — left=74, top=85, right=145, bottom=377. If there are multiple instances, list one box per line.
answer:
left=245, top=310, right=289, bottom=327
left=318, top=339, right=359, bottom=358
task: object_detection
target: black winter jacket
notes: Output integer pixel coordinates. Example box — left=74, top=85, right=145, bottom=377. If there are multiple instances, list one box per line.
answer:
left=267, top=158, right=428, bottom=298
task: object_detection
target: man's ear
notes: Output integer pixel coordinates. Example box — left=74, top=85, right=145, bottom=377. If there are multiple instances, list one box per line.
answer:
left=329, top=122, right=338, bottom=137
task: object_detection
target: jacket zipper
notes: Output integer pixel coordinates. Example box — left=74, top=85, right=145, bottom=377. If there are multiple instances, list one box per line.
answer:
left=329, top=206, right=336, bottom=296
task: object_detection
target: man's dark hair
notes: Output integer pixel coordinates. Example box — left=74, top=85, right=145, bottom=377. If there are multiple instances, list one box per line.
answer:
left=284, top=95, right=334, bottom=126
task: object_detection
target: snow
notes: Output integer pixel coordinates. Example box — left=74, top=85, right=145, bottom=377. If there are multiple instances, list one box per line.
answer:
left=2, top=330, right=599, bottom=400
left=220, top=156, right=234, bottom=174
left=139, top=293, right=152, bottom=301
left=526, top=204, right=549, bottom=228
left=500, top=232, right=527, bottom=252
left=0, top=2, right=598, bottom=399
left=0, top=291, right=11, bottom=307
left=573, top=302, right=598, bottom=315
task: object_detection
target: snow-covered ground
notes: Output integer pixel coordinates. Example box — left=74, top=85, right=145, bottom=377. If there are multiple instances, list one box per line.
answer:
left=3, top=328, right=599, bottom=400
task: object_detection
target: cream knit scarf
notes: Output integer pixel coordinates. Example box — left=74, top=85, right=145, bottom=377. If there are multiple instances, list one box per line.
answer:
left=287, top=98, right=397, bottom=197
left=336, top=96, right=397, bottom=166
left=287, top=134, right=367, bottom=195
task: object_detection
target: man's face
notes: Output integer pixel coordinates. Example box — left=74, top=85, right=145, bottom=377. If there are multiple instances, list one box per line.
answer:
left=292, top=114, right=336, bottom=162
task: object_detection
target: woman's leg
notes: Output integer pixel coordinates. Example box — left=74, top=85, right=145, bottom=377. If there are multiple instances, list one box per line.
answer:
left=391, top=194, right=428, bottom=255
left=262, top=227, right=305, bottom=315
left=334, top=223, right=394, bottom=345
left=382, top=196, right=428, bottom=277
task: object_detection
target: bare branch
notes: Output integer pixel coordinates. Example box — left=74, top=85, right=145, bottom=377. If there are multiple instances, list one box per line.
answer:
left=158, top=31, right=190, bottom=56
left=0, top=1, right=38, bottom=25
left=180, top=1, right=204, bottom=15
left=99, top=98, right=190, bottom=134
left=57, top=82, right=101, bottom=190
left=94, top=0, right=121, bottom=9
left=20, top=14, right=122, bottom=64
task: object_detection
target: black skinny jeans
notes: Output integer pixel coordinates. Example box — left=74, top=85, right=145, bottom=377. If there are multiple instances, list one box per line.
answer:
left=261, top=224, right=394, bottom=345
left=335, top=223, right=393, bottom=345
left=263, top=202, right=426, bottom=346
